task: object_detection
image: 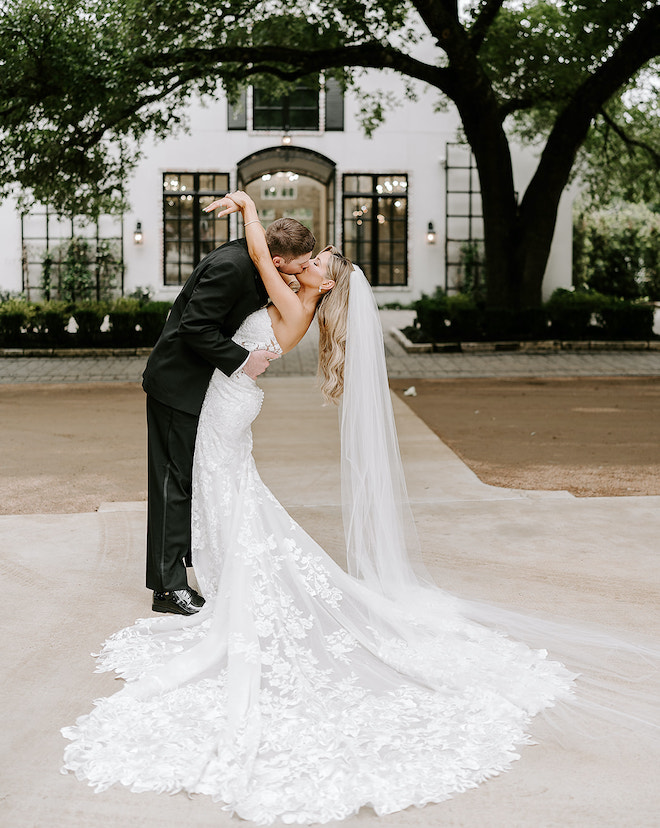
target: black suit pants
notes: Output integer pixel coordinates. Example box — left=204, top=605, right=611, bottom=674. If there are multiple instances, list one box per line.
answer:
left=145, top=395, right=199, bottom=592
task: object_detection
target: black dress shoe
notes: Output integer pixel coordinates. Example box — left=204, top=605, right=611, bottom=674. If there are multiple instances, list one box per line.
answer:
left=152, top=587, right=205, bottom=615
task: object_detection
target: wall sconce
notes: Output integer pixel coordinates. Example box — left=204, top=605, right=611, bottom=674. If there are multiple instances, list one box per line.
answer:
left=133, top=221, right=143, bottom=244
left=426, top=221, right=437, bottom=244
left=281, top=133, right=292, bottom=145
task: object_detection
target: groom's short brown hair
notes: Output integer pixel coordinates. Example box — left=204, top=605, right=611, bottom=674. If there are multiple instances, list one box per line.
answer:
left=266, top=218, right=316, bottom=261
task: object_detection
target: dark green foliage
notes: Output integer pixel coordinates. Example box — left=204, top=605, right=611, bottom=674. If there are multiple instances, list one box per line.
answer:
left=573, top=202, right=660, bottom=300
left=411, top=287, right=655, bottom=342
left=136, top=302, right=172, bottom=346
left=108, top=299, right=170, bottom=346
left=411, top=291, right=552, bottom=342
left=33, top=300, right=70, bottom=345
left=0, top=297, right=32, bottom=346
left=544, top=289, right=604, bottom=339
left=40, top=236, right=123, bottom=303
left=1, top=0, right=658, bottom=312
left=596, top=298, right=655, bottom=340
left=0, top=296, right=171, bottom=348
left=72, top=301, right=109, bottom=346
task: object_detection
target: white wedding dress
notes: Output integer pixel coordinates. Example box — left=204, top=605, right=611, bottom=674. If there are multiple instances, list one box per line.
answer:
left=62, top=306, right=579, bottom=824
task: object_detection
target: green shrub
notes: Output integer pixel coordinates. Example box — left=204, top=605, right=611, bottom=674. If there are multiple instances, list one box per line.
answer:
left=108, top=309, right=139, bottom=346
left=573, top=202, right=660, bottom=300
left=596, top=298, right=655, bottom=340
left=445, top=295, right=481, bottom=340
left=136, top=302, right=171, bottom=346
left=0, top=298, right=34, bottom=346
left=481, top=307, right=550, bottom=341
left=33, top=301, right=71, bottom=346
left=412, top=289, right=449, bottom=340
left=411, top=287, right=655, bottom=343
left=108, top=299, right=170, bottom=347
left=61, top=238, right=96, bottom=302
left=413, top=291, right=550, bottom=342
left=72, top=301, right=109, bottom=346
left=545, top=289, right=606, bottom=339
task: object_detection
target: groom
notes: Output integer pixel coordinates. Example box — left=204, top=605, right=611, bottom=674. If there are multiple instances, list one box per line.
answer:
left=142, top=217, right=316, bottom=614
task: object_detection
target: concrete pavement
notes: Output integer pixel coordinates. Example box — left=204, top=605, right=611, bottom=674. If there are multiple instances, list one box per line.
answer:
left=1, top=373, right=659, bottom=827
left=1, top=310, right=660, bottom=382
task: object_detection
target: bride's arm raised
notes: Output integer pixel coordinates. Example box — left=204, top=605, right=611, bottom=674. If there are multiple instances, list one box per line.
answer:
left=204, top=193, right=305, bottom=331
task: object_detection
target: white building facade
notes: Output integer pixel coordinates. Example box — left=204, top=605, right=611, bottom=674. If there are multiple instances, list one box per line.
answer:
left=0, top=72, right=573, bottom=305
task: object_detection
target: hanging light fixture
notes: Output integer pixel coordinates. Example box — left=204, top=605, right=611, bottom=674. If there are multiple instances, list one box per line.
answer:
left=133, top=221, right=144, bottom=244
left=426, top=221, right=437, bottom=244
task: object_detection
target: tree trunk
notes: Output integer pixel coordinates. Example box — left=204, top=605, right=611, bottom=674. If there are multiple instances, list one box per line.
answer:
left=458, top=101, right=525, bottom=309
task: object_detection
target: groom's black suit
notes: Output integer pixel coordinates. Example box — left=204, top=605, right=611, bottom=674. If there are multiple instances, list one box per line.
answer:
left=142, top=238, right=268, bottom=593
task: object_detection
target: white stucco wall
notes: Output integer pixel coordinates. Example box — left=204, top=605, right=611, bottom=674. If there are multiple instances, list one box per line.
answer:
left=0, top=72, right=573, bottom=305
left=0, top=199, right=23, bottom=296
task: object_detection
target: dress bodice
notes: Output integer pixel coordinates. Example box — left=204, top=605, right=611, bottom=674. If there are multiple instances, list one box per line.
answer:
left=232, top=307, right=282, bottom=356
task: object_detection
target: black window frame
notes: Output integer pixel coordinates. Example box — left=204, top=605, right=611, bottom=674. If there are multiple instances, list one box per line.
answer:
left=162, top=172, right=231, bottom=286
left=227, top=77, right=344, bottom=132
left=253, top=83, right=320, bottom=131
left=342, top=174, right=409, bottom=287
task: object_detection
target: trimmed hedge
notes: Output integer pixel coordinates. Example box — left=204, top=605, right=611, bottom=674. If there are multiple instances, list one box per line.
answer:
left=411, top=288, right=656, bottom=343
left=0, top=298, right=172, bottom=348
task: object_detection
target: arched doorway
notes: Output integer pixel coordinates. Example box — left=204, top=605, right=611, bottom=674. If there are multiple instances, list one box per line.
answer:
left=237, top=147, right=336, bottom=248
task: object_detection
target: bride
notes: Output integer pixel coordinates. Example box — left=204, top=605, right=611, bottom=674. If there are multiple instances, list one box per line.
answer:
left=62, top=193, right=657, bottom=824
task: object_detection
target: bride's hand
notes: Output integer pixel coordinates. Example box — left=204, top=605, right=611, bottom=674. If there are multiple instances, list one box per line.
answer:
left=204, top=190, right=253, bottom=216
left=203, top=195, right=239, bottom=216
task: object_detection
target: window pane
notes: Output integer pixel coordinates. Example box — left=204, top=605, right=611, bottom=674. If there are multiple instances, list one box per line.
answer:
left=165, top=263, right=181, bottom=286
left=198, top=174, right=215, bottom=192
left=165, top=242, right=179, bottom=262
left=163, top=174, right=183, bottom=192
left=342, top=174, right=408, bottom=286
left=295, top=87, right=319, bottom=106
left=179, top=219, right=194, bottom=241
left=253, top=88, right=285, bottom=130
left=289, top=107, right=319, bottom=129
left=325, top=77, right=344, bottom=131
left=288, top=85, right=319, bottom=129
left=163, top=172, right=230, bottom=285
left=343, top=175, right=374, bottom=194
left=253, top=83, right=319, bottom=131
left=254, top=108, right=284, bottom=130
left=375, top=175, right=407, bottom=195
left=227, top=90, right=247, bottom=130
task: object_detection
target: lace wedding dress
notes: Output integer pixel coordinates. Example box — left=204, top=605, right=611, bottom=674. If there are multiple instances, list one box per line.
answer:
left=62, top=306, right=577, bottom=824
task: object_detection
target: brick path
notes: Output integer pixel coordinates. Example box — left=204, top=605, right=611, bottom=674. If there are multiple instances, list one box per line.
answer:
left=1, top=311, right=659, bottom=383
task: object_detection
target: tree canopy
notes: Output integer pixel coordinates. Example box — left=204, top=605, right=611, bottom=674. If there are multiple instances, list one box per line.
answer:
left=1, top=0, right=659, bottom=306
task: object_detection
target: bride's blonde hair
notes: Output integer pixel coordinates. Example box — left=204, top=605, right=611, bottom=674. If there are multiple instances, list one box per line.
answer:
left=315, top=246, right=353, bottom=403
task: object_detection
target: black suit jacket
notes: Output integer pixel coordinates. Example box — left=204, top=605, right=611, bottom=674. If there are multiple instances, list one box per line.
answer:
left=142, top=238, right=269, bottom=415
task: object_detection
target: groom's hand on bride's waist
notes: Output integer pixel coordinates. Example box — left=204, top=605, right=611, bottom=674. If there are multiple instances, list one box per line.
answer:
left=243, top=349, right=280, bottom=379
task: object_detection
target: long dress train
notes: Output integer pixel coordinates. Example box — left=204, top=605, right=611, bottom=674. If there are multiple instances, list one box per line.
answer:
left=63, top=308, right=580, bottom=824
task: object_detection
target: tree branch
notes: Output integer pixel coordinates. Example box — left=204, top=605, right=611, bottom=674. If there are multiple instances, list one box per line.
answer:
left=467, top=0, right=505, bottom=52
left=71, top=72, right=198, bottom=151
left=410, top=0, right=458, bottom=43
left=598, top=106, right=660, bottom=167
left=522, top=4, right=660, bottom=221
left=141, top=42, right=456, bottom=98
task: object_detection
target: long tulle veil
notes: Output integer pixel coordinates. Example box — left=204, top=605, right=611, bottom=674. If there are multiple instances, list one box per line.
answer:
left=339, top=266, right=660, bottom=735
left=340, top=266, right=431, bottom=596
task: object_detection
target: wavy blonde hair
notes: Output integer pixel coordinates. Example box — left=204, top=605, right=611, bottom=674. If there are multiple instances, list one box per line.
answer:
left=315, top=246, right=353, bottom=403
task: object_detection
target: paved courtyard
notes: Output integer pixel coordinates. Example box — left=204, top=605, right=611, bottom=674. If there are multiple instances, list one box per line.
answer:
left=1, top=311, right=659, bottom=382
left=1, top=308, right=659, bottom=827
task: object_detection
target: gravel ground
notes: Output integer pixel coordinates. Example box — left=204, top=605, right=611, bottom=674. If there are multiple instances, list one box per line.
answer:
left=2, top=376, right=659, bottom=515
